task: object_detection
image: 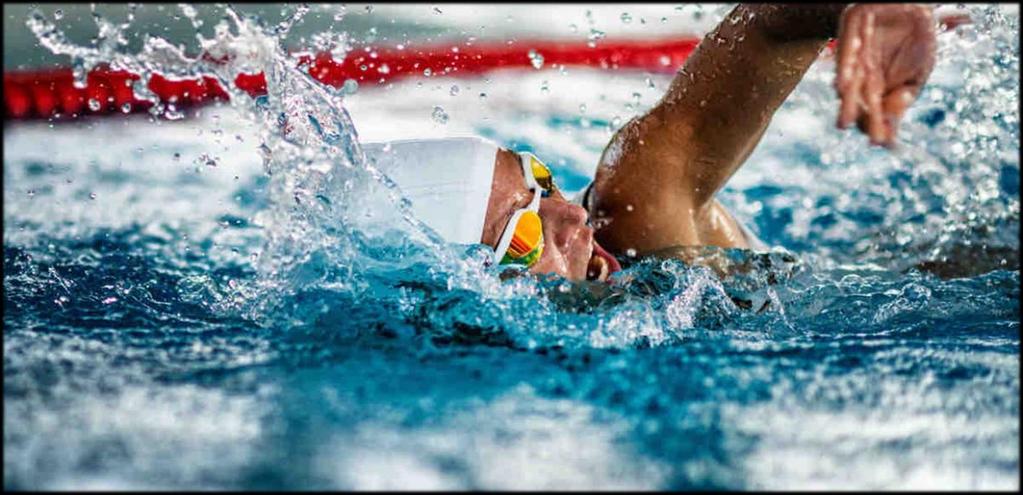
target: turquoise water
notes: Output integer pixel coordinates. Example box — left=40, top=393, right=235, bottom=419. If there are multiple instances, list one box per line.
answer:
left=3, top=4, right=1020, bottom=489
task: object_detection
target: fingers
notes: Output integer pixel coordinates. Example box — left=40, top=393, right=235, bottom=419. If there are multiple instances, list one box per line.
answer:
left=879, top=86, right=918, bottom=145
left=835, top=9, right=864, bottom=129
left=861, top=12, right=887, bottom=145
left=837, top=58, right=864, bottom=129
left=938, top=13, right=972, bottom=32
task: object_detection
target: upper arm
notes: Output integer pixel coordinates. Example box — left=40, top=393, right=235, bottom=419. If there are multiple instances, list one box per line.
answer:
left=589, top=4, right=843, bottom=254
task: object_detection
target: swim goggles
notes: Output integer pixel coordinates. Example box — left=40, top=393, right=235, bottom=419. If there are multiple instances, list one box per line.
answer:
left=492, top=151, right=559, bottom=268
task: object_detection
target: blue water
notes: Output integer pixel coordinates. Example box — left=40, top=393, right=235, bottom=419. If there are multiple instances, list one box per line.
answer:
left=3, top=4, right=1020, bottom=490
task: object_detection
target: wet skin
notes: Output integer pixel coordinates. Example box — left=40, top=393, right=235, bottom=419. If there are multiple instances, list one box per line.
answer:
left=481, top=4, right=939, bottom=281
left=481, top=149, right=618, bottom=282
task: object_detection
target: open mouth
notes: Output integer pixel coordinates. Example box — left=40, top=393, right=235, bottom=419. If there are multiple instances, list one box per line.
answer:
left=586, top=241, right=623, bottom=282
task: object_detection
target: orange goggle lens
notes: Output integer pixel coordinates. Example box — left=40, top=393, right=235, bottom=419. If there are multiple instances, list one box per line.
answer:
left=500, top=210, right=544, bottom=266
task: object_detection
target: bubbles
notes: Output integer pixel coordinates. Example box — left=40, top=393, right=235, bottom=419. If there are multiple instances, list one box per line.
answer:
left=342, top=78, right=359, bottom=95
left=528, top=49, right=545, bottom=70
left=196, top=153, right=219, bottom=167
left=431, top=105, right=449, bottom=124
left=332, top=4, right=347, bottom=21
left=179, top=4, right=198, bottom=21
left=620, top=12, right=633, bottom=24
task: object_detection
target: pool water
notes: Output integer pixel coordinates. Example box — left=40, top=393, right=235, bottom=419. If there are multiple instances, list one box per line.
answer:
left=3, top=4, right=1020, bottom=490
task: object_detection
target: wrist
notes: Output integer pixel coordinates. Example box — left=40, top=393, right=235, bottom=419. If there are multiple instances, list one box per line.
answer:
left=756, top=4, right=850, bottom=41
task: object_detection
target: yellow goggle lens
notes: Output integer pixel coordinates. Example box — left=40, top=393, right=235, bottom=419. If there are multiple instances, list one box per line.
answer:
left=528, top=156, right=558, bottom=195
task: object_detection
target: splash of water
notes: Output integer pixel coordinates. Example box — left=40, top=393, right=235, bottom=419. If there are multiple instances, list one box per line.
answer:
left=26, top=4, right=492, bottom=325
left=23, top=4, right=1019, bottom=348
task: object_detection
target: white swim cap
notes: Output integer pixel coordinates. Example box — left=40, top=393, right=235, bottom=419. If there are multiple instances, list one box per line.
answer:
left=362, top=137, right=500, bottom=245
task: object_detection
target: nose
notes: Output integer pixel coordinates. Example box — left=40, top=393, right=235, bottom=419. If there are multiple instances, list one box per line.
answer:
left=539, top=199, right=590, bottom=246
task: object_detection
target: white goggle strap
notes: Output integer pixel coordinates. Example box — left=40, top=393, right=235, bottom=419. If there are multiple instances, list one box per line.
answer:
left=492, top=153, right=543, bottom=264
left=517, top=151, right=541, bottom=190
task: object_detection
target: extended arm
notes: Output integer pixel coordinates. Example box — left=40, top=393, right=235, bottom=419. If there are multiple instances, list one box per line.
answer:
left=589, top=4, right=936, bottom=256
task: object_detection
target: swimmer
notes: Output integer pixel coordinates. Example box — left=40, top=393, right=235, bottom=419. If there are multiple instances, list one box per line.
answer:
left=364, top=4, right=940, bottom=282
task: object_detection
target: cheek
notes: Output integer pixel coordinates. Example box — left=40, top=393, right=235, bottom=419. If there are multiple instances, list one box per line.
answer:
left=528, top=233, right=570, bottom=277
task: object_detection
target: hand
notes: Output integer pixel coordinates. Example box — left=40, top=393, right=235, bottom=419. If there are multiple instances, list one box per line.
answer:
left=834, top=4, right=937, bottom=147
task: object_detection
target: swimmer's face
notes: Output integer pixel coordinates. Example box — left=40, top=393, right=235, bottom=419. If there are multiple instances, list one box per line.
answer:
left=481, top=149, right=620, bottom=282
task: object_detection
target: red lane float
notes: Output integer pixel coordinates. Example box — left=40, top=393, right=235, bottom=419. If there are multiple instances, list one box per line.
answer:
left=3, top=36, right=843, bottom=121
left=5, top=37, right=704, bottom=120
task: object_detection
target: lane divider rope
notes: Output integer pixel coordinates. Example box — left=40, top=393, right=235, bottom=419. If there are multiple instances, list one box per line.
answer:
left=6, top=36, right=842, bottom=120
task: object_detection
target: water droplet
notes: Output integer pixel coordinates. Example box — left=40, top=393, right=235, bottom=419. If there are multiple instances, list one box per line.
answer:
left=449, top=84, right=460, bottom=96
left=659, top=55, right=671, bottom=66
left=27, top=189, right=36, bottom=197
left=333, top=5, right=347, bottom=21
left=89, top=192, right=97, bottom=200
left=528, top=49, right=545, bottom=70
left=433, top=7, right=443, bottom=14
left=164, top=106, right=184, bottom=120
left=479, top=92, right=487, bottom=100
left=620, top=12, right=632, bottom=24
left=540, top=80, right=549, bottom=94
left=569, top=23, right=578, bottom=33
left=625, top=204, right=634, bottom=212
left=431, top=105, right=449, bottom=124
left=579, top=103, right=587, bottom=113
left=423, top=68, right=432, bottom=77
left=378, top=63, right=391, bottom=74
left=120, top=103, right=132, bottom=113
left=342, top=78, right=359, bottom=95
left=626, top=248, right=637, bottom=257
left=53, top=9, right=63, bottom=20
left=197, top=153, right=218, bottom=167
left=645, top=76, right=655, bottom=89
left=87, top=98, right=102, bottom=111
